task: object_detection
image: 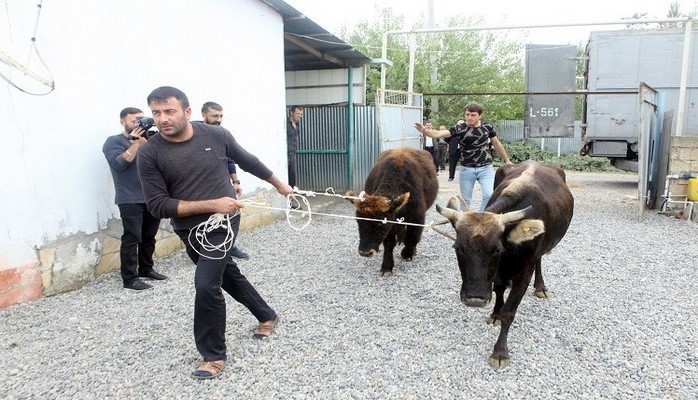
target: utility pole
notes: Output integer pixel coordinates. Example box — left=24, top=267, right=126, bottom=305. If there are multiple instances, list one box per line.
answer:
left=428, top=0, right=438, bottom=117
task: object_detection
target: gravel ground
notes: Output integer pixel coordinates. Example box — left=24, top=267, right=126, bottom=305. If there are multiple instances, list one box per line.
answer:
left=2, top=170, right=697, bottom=400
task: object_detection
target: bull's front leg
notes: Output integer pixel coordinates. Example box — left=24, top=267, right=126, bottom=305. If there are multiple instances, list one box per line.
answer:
left=487, top=281, right=506, bottom=326
left=487, top=270, right=509, bottom=325
left=488, top=266, right=535, bottom=369
left=532, top=257, right=549, bottom=298
left=400, top=225, right=424, bottom=261
left=380, top=234, right=398, bottom=276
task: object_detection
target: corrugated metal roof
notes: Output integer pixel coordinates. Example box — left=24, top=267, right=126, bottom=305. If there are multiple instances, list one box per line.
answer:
left=261, top=0, right=372, bottom=71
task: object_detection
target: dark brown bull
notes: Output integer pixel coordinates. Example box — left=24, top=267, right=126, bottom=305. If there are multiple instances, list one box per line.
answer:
left=436, top=160, right=574, bottom=368
left=347, top=147, right=438, bottom=276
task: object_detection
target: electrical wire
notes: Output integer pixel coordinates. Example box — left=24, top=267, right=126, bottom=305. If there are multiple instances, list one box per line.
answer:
left=0, top=0, right=54, bottom=95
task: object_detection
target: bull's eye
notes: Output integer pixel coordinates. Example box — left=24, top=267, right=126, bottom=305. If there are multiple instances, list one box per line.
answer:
left=491, top=246, right=504, bottom=257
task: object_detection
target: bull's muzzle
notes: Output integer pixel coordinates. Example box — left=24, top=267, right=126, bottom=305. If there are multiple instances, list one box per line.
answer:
left=461, top=296, right=491, bottom=308
left=358, top=249, right=377, bottom=257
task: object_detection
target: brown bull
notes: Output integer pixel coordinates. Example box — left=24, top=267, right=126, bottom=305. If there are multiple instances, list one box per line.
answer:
left=347, top=147, right=438, bottom=276
left=436, top=160, right=574, bottom=368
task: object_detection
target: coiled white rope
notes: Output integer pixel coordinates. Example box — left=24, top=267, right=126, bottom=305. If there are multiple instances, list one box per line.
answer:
left=187, top=211, right=239, bottom=260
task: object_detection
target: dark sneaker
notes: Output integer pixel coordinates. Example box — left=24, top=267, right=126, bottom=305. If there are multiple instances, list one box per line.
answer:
left=448, top=178, right=454, bottom=181
left=253, top=315, right=279, bottom=339
left=138, top=270, right=169, bottom=280
left=230, top=246, right=250, bottom=260
left=123, top=279, right=153, bottom=291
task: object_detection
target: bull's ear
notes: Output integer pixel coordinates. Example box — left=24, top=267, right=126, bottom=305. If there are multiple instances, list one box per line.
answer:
left=506, top=219, right=545, bottom=245
left=390, top=192, right=411, bottom=211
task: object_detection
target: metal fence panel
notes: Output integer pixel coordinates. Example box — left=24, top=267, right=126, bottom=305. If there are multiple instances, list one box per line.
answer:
left=297, top=105, right=380, bottom=193
left=495, top=120, right=582, bottom=156
left=297, top=106, right=349, bottom=192
left=297, top=109, right=583, bottom=195
left=377, top=105, right=422, bottom=150
left=525, top=44, right=577, bottom=138
left=352, top=106, right=381, bottom=191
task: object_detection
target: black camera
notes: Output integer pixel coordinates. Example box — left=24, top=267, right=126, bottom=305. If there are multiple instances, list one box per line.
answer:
left=130, top=117, right=158, bottom=140
left=138, top=117, right=154, bottom=131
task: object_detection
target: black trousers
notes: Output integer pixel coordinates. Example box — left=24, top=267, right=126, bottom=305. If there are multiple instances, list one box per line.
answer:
left=288, top=151, right=297, bottom=188
left=425, top=146, right=438, bottom=172
left=118, top=203, right=161, bottom=284
left=448, top=153, right=460, bottom=179
left=438, top=144, right=448, bottom=169
left=176, top=215, right=275, bottom=361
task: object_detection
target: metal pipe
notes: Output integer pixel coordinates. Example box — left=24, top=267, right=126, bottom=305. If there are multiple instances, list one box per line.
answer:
left=347, top=66, right=355, bottom=190
left=676, top=18, right=693, bottom=137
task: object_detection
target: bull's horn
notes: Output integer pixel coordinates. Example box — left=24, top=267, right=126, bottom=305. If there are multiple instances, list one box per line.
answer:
left=446, top=195, right=469, bottom=211
left=458, top=195, right=470, bottom=211
left=436, top=204, right=462, bottom=223
left=446, top=196, right=460, bottom=210
left=500, top=205, right=533, bottom=224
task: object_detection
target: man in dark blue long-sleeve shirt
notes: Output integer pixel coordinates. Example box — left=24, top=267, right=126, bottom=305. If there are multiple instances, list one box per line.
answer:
left=102, top=107, right=169, bottom=291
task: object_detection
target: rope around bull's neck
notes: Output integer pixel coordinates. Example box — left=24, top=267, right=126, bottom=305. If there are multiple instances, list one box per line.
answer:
left=242, top=188, right=457, bottom=241
left=189, top=188, right=457, bottom=260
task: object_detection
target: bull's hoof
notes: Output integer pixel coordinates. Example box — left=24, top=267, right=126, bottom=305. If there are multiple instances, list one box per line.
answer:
left=488, top=355, right=510, bottom=369
left=379, top=269, right=393, bottom=277
left=534, top=288, right=549, bottom=299
left=487, top=316, right=502, bottom=326
left=400, top=247, right=415, bottom=260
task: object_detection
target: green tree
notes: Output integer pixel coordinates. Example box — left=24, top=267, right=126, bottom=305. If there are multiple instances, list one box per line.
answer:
left=342, top=9, right=526, bottom=126
left=343, top=8, right=416, bottom=105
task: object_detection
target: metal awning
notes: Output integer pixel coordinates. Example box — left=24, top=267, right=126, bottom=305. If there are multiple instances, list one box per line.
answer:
left=261, top=0, right=372, bottom=71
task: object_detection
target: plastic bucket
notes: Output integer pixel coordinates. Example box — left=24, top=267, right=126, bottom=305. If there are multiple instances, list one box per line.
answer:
left=688, top=178, right=698, bottom=201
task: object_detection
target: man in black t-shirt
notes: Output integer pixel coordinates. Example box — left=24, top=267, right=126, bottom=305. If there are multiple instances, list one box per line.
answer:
left=415, top=102, right=512, bottom=211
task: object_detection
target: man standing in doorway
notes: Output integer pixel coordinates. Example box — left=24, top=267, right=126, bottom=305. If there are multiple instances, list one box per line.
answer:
left=286, top=105, right=304, bottom=188
left=200, top=101, right=249, bottom=260
left=103, top=107, right=169, bottom=291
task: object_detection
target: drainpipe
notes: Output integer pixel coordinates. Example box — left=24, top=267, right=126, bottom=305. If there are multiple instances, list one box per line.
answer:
left=347, top=66, right=355, bottom=190
left=676, top=18, right=693, bottom=137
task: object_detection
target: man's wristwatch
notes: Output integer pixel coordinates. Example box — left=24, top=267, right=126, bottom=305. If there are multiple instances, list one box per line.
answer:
left=232, top=180, right=241, bottom=185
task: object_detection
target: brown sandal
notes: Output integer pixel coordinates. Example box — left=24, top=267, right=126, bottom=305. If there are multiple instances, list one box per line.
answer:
left=191, top=360, right=225, bottom=379
left=253, top=315, right=280, bottom=339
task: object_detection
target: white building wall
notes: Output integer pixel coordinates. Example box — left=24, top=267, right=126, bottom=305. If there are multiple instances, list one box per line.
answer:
left=0, top=1, right=287, bottom=289
left=285, top=67, right=366, bottom=105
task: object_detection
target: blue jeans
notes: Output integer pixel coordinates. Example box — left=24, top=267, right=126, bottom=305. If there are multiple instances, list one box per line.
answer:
left=176, top=216, right=275, bottom=361
left=458, top=165, right=495, bottom=211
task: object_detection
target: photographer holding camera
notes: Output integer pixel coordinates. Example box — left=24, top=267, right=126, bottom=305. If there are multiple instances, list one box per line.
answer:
left=102, top=107, right=168, bottom=291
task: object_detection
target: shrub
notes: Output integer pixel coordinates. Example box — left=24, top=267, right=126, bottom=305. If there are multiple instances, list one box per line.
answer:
left=495, top=140, right=619, bottom=172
